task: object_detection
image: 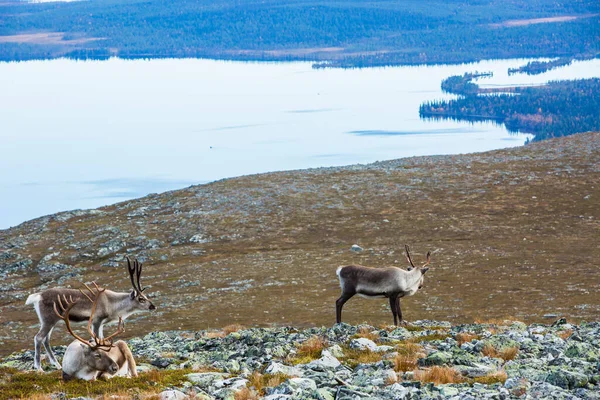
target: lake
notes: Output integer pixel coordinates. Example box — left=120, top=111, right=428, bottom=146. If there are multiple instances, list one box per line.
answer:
left=1, top=57, right=598, bottom=229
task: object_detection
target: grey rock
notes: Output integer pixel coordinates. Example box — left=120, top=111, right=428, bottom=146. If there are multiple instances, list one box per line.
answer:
left=186, top=372, right=229, bottom=388
left=306, top=350, right=341, bottom=370
left=350, top=244, right=363, bottom=252
left=546, top=369, right=589, bottom=389
left=350, top=338, right=378, bottom=352
left=265, top=361, right=304, bottom=377
left=159, top=389, right=189, bottom=400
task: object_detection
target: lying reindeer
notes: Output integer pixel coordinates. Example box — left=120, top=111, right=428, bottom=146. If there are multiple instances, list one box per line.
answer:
left=26, top=257, right=155, bottom=371
left=336, top=245, right=431, bottom=326
left=53, top=283, right=138, bottom=381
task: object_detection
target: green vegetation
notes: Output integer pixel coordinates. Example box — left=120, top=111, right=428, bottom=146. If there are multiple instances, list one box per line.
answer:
left=0, top=367, right=195, bottom=399
left=420, top=77, right=600, bottom=141
left=508, top=57, right=575, bottom=75
left=0, top=0, right=598, bottom=66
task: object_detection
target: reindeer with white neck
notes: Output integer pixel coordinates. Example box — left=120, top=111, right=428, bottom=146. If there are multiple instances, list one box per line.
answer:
left=26, top=258, right=156, bottom=371
left=336, top=245, right=431, bottom=326
left=53, top=283, right=138, bottom=381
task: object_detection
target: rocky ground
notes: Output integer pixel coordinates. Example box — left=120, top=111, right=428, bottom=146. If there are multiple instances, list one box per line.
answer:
left=1, top=132, right=599, bottom=357
left=2, top=319, right=599, bottom=399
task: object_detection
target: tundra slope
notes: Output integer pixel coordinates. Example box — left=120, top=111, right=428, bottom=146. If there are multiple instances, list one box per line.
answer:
left=1, top=132, right=599, bottom=357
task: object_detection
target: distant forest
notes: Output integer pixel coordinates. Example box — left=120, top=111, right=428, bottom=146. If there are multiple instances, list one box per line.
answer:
left=0, top=0, right=599, bottom=66
left=420, top=76, right=600, bottom=141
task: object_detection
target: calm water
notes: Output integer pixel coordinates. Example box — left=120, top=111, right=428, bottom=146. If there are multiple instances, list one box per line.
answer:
left=1, top=58, right=598, bottom=229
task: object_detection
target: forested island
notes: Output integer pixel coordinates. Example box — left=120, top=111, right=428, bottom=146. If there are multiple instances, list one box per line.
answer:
left=420, top=76, right=600, bottom=141
left=0, top=0, right=599, bottom=66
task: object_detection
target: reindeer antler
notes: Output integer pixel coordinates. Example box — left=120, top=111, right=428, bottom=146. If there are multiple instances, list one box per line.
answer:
left=126, top=257, right=146, bottom=293
left=405, top=245, right=416, bottom=269
left=422, top=251, right=431, bottom=268
left=53, top=282, right=124, bottom=350
left=53, top=294, right=95, bottom=348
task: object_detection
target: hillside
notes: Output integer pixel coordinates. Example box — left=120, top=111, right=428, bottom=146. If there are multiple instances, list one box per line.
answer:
left=0, top=0, right=598, bottom=66
left=1, top=132, right=599, bottom=358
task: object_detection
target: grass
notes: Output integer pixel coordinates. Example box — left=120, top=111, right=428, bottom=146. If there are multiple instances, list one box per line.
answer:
left=481, top=344, right=519, bottom=361
left=352, top=326, right=380, bottom=342
left=246, top=371, right=292, bottom=395
left=338, top=346, right=384, bottom=369
left=472, top=370, right=508, bottom=385
left=289, top=335, right=328, bottom=364
left=407, top=333, right=451, bottom=343
left=234, top=387, right=260, bottom=400
left=223, top=324, right=246, bottom=335
left=413, top=366, right=508, bottom=386
left=3, top=132, right=600, bottom=357
left=393, top=342, right=425, bottom=372
left=455, top=332, right=480, bottom=346
left=0, top=367, right=197, bottom=399
left=557, top=329, right=573, bottom=340
left=414, top=366, right=464, bottom=384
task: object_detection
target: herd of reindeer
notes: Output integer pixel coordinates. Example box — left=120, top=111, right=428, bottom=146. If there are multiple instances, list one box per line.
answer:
left=25, top=245, right=431, bottom=381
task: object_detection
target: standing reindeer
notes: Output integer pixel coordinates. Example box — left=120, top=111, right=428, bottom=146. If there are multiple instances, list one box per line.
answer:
left=26, top=257, right=156, bottom=371
left=53, top=284, right=138, bottom=381
left=336, top=245, right=431, bottom=326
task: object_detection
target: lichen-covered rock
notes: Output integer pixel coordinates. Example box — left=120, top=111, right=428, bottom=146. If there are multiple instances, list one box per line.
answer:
left=3, top=321, right=600, bottom=399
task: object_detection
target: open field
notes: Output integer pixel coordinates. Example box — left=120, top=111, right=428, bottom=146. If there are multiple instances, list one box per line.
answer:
left=1, top=132, right=599, bottom=357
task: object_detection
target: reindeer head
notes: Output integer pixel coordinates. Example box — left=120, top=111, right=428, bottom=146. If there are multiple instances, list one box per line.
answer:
left=126, top=257, right=156, bottom=311
left=405, top=245, right=431, bottom=289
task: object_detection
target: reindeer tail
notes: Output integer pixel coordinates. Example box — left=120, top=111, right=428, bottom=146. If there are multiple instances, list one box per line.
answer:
left=25, top=293, right=41, bottom=305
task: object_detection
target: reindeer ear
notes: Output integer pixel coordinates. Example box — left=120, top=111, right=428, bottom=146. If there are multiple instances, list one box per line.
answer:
left=130, top=290, right=137, bottom=299
left=421, top=267, right=430, bottom=274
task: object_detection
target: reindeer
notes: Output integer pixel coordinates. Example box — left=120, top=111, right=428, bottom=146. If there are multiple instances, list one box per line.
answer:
left=53, top=284, right=138, bottom=381
left=26, top=257, right=155, bottom=371
left=335, top=245, right=431, bottom=326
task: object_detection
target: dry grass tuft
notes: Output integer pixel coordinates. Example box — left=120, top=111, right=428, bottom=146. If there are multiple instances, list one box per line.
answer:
left=297, top=335, right=327, bottom=359
left=234, top=387, right=260, bottom=400
left=288, top=335, right=328, bottom=364
left=455, top=332, right=480, bottom=346
left=223, top=324, right=246, bottom=335
left=385, top=373, right=399, bottom=385
left=558, top=329, right=573, bottom=340
left=354, top=326, right=380, bottom=342
left=414, top=366, right=464, bottom=384
left=205, top=330, right=227, bottom=339
left=473, top=370, right=508, bottom=385
left=481, top=344, right=519, bottom=361
left=407, top=332, right=450, bottom=343
left=500, top=346, right=519, bottom=361
left=339, top=346, right=385, bottom=369
left=481, top=344, right=499, bottom=358
left=474, top=317, right=517, bottom=325
left=247, top=371, right=291, bottom=395
left=393, top=342, right=425, bottom=372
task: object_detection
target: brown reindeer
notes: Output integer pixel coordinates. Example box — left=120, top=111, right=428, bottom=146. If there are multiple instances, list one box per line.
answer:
left=336, top=245, right=431, bottom=326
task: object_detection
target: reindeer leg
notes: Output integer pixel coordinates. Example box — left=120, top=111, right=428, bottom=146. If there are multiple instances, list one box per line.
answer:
left=396, top=297, right=404, bottom=325
left=42, top=327, right=62, bottom=369
left=34, top=324, right=54, bottom=371
left=389, top=295, right=399, bottom=326
left=336, top=293, right=354, bottom=324
left=92, top=320, right=104, bottom=340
